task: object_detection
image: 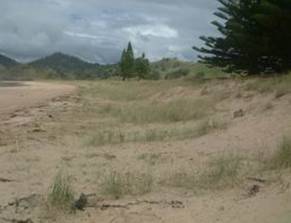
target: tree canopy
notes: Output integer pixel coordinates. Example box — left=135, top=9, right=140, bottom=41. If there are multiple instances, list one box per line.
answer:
left=194, top=0, right=291, bottom=75
left=119, top=42, right=151, bottom=79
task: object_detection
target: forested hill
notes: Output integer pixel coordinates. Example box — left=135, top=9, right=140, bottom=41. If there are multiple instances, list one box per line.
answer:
left=0, top=54, right=19, bottom=68
left=29, top=52, right=99, bottom=74
left=0, top=52, right=118, bottom=80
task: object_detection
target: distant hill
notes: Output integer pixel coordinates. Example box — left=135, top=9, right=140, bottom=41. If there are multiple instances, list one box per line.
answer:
left=0, top=54, right=19, bottom=68
left=29, top=52, right=119, bottom=79
left=29, top=52, right=100, bottom=77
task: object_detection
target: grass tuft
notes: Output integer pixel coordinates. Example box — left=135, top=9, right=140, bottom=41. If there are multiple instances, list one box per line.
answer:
left=47, top=171, right=74, bottom=210
left=99, top=169, right=154, bottom=199
left=266, top=137, right=291, bottom=170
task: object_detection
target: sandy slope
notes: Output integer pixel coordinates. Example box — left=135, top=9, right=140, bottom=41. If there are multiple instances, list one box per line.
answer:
left=0, top=81, right=76, bottom=117
left=0, top=80, right=291, bottom=223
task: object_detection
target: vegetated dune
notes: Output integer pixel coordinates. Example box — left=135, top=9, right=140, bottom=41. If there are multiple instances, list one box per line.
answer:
left=0, top=78, right=291, bottom=223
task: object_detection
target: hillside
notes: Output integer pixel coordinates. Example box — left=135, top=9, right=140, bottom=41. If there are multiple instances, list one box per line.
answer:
left=0, top=52, right=119, bottom=80
left=29, top=53, right=101, bottom=78
left=0, top=54, right=19, bottom=68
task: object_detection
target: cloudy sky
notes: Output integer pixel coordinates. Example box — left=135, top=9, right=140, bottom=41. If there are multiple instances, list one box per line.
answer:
left=0, top=0, right=218, bottom=64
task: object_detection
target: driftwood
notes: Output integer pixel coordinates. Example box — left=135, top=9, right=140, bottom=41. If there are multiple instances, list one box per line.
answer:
left=246, top=177, right=267, bottom=183
left=73, top=193, right=185, bottom=211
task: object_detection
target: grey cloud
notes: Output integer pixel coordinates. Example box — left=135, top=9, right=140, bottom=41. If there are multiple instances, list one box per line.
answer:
left=0, top=0, right=218, bottom=63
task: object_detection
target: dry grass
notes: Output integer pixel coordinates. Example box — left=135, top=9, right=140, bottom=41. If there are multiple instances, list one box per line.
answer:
left=163, top=153, right=244, bottom=192
left=265, top=137, right=291, bottom=170
left=98, top=169, right=154, bottom=199
left=74, top=81, right=228, bottom=147
left=244, top=74, right=291, bottom=96
left=83, top=119, right=226, bottom=147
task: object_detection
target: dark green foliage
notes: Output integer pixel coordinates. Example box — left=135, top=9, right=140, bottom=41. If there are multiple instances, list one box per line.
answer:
left=0, top=52, right=118, bottom=80
left=194, top=0, right=291, bottom=74
left=119, top=43, right=151, bottom=80
left=165, top=68, right=190, bottom=79
left=135, top=53, right=151, bottom=79
left=0, top=54, right=19, bottom=68
left=119, top=42, right=135, bottom=80
left=29, top=52, right=103, bottom=79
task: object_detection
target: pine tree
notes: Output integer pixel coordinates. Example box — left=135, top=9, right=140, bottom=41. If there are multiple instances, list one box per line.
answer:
left=194, top=0, right=291, bottom=74
left=255, top=0, right=291, bottom=72
left=120, top=49, right=127, bottom=80
left=119, top=42, right=135, bottom=80
left=194, top=0, right=263, bottom=74
left=126, top=42, right=135, bottom=77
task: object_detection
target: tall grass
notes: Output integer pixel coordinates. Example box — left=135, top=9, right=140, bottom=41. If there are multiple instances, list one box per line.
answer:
left=115, top=98, right=213, bottom=124
left=47, top=171, right=74, bottom=210
left=265, top=137, right=291, bottom=170
left=83, top=119, right=226, bottom=147
left=99, top=169, right=154, bottom=199
left=163, top=153, right=243, bottom=192
left=245, top=74, right=291, bottom=96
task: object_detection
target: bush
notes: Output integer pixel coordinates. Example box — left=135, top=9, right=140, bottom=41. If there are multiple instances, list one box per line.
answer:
left=165, top=68, right=190, bottom=79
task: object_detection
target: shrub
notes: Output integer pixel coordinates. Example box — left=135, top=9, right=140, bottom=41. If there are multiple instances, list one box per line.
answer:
left=165, top=68, right=190, bottom=79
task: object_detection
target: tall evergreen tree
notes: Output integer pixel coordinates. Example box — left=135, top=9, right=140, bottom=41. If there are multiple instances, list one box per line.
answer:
left=120, top=49, right=127, bottom=80
left=119, top=42, right=135, bottom=80
left=194, top=0, right=291, bottom=74
left=126, top=42, right=135, bottom=77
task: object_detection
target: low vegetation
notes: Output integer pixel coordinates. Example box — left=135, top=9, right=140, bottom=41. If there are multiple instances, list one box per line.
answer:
left=47, top=171, right=74, bottom=211
left=163, top=153, right=244, bottom=192
left=265, top=137, right=291, bottom=170
left=99, top=169, right=154, bottom=199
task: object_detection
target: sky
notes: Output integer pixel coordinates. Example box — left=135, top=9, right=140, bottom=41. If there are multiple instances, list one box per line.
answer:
left=0, top=0, right=219, bottom=64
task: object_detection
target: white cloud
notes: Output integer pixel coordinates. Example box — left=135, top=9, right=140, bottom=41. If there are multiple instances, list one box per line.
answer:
left=123, top=24, right=178, bottom=39
left=64, top=31, right=99, bottom=40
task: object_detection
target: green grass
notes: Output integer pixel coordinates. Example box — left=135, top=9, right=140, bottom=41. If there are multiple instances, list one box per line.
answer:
left=47, top=171, right=74, bottom=210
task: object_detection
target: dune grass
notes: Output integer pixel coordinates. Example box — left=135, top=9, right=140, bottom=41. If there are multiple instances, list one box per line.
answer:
left=99, top=169, right=154, bottom=199
left=83, top=118, right=227, bottom=147
left=265, top=137, right=291, bottom=170
left=163, top=153, right=244, bottom=192
left=244, top=73, right=291, bottom=96
left=47, top=171, right=74, bottom=211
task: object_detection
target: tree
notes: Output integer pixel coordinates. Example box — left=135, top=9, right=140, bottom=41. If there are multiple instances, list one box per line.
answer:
left=135, top=53, right=151, bottom=79
left=126, top=42, right=135, bottom=77
left=120, top=49, right=127, bottom=80
left=119, top=42, right=135, bottom=80
left=193, top=0, right=291, bottom=74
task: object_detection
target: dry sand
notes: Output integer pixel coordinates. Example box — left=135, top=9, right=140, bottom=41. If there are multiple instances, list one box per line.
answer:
left=0, top=80, right=291, bottom=223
